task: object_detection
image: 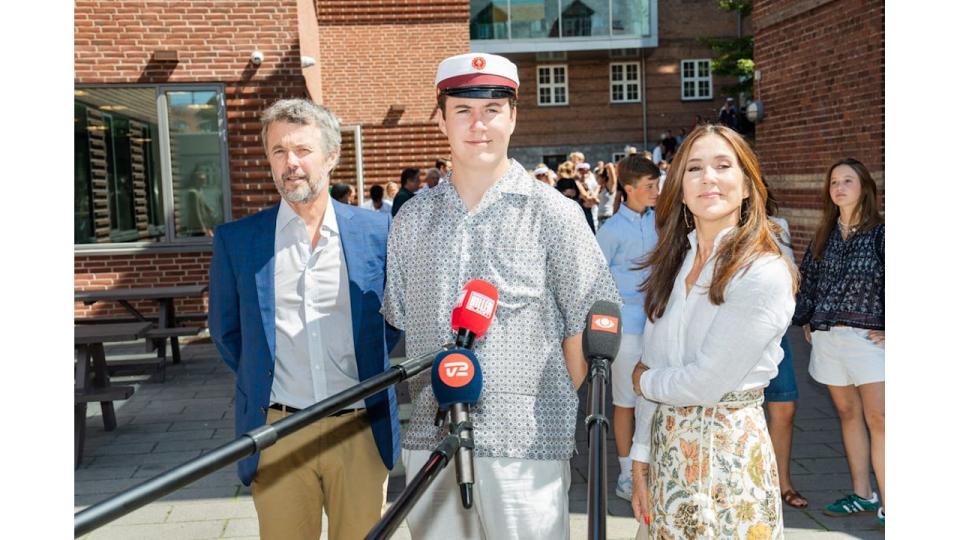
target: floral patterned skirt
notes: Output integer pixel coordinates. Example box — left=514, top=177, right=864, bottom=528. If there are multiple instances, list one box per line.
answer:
left=647, top=389, right=783, bottom=540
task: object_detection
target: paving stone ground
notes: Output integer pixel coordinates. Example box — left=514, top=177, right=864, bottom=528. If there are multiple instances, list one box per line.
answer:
left=75, top=327, right=883, bottom=539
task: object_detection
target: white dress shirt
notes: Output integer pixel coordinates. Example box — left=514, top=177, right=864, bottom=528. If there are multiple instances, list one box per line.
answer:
left=272, top=200, right=362, bottom=410
left=362, top=198, right=393, bottom=216
left=630, top=227, right=794, bottom=462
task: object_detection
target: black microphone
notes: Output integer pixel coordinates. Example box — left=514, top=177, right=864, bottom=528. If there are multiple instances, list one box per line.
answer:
left=582, top=300, right=622, bottom=365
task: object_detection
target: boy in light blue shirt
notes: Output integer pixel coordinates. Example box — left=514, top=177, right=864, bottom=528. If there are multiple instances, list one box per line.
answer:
left=595, top=155, right=661, bottom=501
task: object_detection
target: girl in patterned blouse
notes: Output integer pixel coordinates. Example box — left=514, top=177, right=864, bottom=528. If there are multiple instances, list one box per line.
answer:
left=793, top=157, right=885, bottom=526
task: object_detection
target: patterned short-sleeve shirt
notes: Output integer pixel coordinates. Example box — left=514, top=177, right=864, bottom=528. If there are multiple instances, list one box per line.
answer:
left=382, top=159, right=621, bottom=461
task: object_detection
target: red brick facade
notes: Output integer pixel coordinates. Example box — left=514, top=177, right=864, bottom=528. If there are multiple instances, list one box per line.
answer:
left=753, top=0, right=885, bottom=256
left=74, top=0, right=466, bottom=318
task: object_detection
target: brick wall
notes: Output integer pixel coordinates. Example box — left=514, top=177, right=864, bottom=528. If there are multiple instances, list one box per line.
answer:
left=74, top=0, right=466, bottom=318
left=75, top=253, right=212, bottom=318
left=318, top=20, right=465, bottom=188
left=753, top=0, right=884, bottom=256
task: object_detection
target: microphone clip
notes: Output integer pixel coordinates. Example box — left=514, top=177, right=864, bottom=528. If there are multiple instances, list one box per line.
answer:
left=434, top=406, right=449, bottom=427
left=451, top=420, right=475, bottom=450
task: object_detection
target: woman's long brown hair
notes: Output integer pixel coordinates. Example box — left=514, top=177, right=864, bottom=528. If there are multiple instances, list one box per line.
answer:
left=811, top=158, right=883, bottom=260
left=639, top=124, right=797, bottom=321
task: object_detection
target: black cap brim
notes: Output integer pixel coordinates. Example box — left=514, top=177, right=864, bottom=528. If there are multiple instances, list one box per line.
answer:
left=440, top=86, right=517, bottom=99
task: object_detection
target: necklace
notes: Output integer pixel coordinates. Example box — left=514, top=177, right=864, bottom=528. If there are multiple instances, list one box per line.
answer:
left=837, top=217, right=858, bottom=237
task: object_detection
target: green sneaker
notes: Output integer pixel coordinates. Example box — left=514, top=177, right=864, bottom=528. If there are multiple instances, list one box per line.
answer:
left=877, top=507, right=885, bottom=527
left=823, top=492, right=880, bottom=516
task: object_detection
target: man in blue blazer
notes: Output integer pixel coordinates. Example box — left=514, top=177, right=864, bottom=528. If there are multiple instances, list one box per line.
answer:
left=209, top=99, right=400, bottom=540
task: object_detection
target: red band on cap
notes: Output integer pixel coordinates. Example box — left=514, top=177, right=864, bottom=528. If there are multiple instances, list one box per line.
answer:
left=438, top=73, right=518, bottom=91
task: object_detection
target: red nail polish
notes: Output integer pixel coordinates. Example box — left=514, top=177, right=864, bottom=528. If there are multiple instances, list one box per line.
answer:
left=644, top=514, right=651, bottom=525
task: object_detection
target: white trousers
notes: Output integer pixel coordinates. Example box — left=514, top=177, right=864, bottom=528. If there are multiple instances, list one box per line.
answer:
left=402, top=449, right=571, bottom=540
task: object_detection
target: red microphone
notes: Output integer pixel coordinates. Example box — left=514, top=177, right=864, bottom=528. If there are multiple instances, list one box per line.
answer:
left=450, top=279, right=499, bottom=350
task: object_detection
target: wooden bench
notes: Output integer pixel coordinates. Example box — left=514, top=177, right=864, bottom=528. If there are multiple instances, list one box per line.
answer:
left=106, top=353, right=168, bottom=382
left=74, top=312, right=208, bottom=324
left=145, top=325, right=203, bottom=366
left=103, top=326, right=202, bottom=382
left=75, top=386, right=135, bottom=403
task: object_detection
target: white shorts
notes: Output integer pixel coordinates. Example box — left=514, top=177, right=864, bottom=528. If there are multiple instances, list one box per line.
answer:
left=401, top=449, right=571, bottom=540
left=809, top=326, right=885, bottom=386
left=612, top=333, right=644, bottom=407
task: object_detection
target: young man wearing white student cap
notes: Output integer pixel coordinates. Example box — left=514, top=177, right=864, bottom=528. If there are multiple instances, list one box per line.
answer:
left=381, top=53, right=619, bottom=538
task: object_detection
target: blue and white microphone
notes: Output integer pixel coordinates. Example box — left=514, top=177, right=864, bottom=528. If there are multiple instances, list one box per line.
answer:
left=431, top=348, right=483, bottom=509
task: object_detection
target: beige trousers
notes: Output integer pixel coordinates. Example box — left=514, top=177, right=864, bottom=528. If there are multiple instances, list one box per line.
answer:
left=251, top=408, right=389, bottom=540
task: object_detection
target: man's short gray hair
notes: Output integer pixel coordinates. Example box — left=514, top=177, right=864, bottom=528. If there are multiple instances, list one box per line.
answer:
left=260, top=99, right=341, bottom=164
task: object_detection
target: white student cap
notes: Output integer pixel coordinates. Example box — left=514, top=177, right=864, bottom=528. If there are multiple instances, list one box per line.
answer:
left=435, top=53, right=519, bottom=99
left=533, top=166, right=550, bottom=175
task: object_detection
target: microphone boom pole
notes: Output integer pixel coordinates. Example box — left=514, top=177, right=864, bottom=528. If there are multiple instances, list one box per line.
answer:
left=74, top=345, right=452, bottom=538
left=586, top=356, right=611, bottom=540
left=582, top=301, right=623, bottom=540
left=365, top=429, right=464, bottom=540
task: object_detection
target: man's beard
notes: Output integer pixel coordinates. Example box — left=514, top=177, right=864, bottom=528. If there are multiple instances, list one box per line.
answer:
left=277, top=173, right=323, bottom=204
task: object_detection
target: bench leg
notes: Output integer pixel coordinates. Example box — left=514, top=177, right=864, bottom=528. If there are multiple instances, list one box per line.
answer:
left=90, top=343, right=118, bottom=431
left=75, top=402, right=87, bottom=469
left=75, top=346, right=91, bottom=468
left=155, top=339, right=168, bottom=382
left=171, top=336, right=182, bottom=365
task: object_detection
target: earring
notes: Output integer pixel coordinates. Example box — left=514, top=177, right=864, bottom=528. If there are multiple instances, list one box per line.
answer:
left=682, top=204, right=692, bottom=229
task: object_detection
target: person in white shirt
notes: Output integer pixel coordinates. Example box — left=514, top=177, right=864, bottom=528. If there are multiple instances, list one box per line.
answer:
left=361, top=184, right=393, bottom=217
left=628, top=124, right=797, bottom=539
left=575, top=161, right=601, bottom=227
left=208, top=99, right=400, bottom=540
left=383, top=181, right=399, bottom=205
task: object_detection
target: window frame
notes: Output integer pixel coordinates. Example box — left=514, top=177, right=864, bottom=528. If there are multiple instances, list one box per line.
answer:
left=680, top=58, right=713, bottom=101
left=537, top=64, right=570, bottom=107
left=609, top=61, right=641, bottom=103
left=74, top=83, right=232, bottom=253
left=469, top=0, right=660, bottom=53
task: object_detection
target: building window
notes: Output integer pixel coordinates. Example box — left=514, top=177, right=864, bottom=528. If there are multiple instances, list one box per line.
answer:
left=471, top=0, right=652, bottom=41
left=538, top=65, right=569, bottom=106
left=611, top=152, right=627, bottom=163
left=74, top=85, right=230, bottom=246
left=610, top=62, right=641, bottom=103
left=542, top=154, right=567, bottom=173
left=681, top=59, right=712, bottom=100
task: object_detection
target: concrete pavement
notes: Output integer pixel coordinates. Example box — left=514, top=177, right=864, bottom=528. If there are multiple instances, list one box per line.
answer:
left=75, top=327, right=883, bottom=539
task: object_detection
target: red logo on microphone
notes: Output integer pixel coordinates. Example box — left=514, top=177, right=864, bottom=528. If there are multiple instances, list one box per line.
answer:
left=438, top=353, right=475, bottom=387
left=591, top=315, right=619, bottom=334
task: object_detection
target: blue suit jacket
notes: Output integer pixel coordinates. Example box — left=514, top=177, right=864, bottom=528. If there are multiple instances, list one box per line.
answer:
left=208, top=200, right=401, bottom=486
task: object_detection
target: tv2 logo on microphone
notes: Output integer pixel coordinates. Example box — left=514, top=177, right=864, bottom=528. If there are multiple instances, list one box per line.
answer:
left=590, top=314, right=620, bottom=334
left=438, top=353, right=476, bottom=387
